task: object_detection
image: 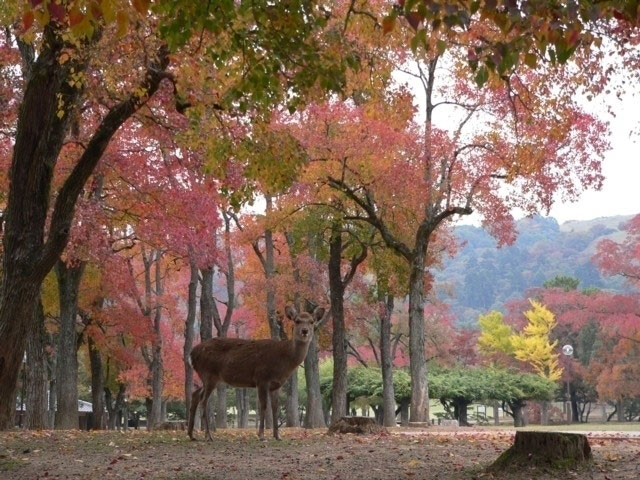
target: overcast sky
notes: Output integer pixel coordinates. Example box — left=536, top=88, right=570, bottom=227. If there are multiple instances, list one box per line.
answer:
left=548, top=92, right=640, bottom=223
left=397, top=68, right=640, bottom=226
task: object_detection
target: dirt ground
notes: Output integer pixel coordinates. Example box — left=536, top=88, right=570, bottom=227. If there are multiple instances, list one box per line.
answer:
left=1, top=428, right=639, bottom=480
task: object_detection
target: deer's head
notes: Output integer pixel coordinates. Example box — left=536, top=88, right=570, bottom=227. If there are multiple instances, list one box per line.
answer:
left=285, top=305, right=325, bottom=343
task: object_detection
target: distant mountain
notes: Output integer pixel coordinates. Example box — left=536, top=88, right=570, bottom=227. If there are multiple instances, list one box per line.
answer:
left=434, top=214, right=636, bottom=328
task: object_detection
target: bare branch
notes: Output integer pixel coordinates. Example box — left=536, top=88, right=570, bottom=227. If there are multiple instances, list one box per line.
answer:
left=327, top=176, right=412, bottom=261
left=346, top=339, right=369, bottom=368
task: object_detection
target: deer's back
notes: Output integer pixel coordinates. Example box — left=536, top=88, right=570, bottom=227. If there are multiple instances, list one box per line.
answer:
left=191, top=338, right=295, bottom=388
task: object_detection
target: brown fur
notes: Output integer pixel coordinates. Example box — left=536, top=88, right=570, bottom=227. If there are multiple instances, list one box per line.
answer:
left=187, top=305, right=325, bottom=441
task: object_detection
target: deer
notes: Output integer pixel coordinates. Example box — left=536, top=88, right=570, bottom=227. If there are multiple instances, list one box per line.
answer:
left=187, top=304, right=325, bottom=441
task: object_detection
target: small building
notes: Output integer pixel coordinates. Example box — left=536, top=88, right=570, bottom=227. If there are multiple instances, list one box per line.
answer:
left=15, top=399, right=97, bottom=430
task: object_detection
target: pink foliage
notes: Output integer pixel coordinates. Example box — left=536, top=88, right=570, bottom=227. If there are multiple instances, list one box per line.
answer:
left=594, top=214, right=640, bottom=288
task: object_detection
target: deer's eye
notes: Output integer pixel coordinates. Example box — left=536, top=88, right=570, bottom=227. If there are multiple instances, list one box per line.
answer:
left=295, top=320, right=300, bottom=324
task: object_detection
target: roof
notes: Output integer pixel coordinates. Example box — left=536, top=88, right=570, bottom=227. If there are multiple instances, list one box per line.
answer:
left=17, top=399, right=94, bottom=413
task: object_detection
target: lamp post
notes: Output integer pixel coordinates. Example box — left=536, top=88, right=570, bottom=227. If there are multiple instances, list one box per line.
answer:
left=562, top=345, right=574, bottom=423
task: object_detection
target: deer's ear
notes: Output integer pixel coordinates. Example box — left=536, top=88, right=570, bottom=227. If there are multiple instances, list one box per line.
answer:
left=313, top=307, right=325, bottom=323
left=284, top=305, right=298, bottom=321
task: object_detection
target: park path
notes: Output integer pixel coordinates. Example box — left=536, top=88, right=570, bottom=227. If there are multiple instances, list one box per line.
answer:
left=394, top=426, right=640, bottom=441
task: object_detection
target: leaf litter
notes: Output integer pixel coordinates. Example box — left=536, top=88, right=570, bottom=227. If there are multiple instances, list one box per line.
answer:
left=0, top=429, right=639, bottom=479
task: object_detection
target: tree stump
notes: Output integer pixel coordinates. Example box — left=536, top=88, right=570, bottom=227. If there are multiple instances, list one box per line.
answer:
left=154, top=421, right=186, bottom=431
left=328, top=416, right=387, bottom=435
left=491, top=431, right=592, bottom=470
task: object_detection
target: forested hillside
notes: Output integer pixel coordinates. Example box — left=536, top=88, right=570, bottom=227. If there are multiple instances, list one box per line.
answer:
left=436, top=215, right=635, bottom=327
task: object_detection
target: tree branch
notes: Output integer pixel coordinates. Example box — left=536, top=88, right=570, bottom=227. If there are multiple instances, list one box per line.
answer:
left=346, top=339, right=369, bottom=368
left=327, top=176, right=412, bottom=261
left=36, top=45, right=171, bottom=279
left=342, top=245, right=367, bottom=287
left=367, top=336, right=380, bottom=367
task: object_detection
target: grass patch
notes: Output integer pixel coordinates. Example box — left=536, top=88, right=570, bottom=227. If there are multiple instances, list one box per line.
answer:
left=518, top=423, right=640, bottom=432
left=0, top=455, right=23, bottom=472
left=480, top=422, right=640, bottom=432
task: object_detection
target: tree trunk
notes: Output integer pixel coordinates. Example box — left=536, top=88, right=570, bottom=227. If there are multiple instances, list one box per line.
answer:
left=491, top=431, right=592, bottom=470
left=264, top=195, right=280, bottom=340
left=373, top=406, right=383, bottom=424
left=236, top=388, right=249, bottom=428
left=570, top=388, right=580, bottom=424
left=263, top=196, right=279, bottom=430
left=380, top=294, right=396, bottom=428
left=200, top=267, right=214, bottom=342
left=408, top=250, right=429, bottom=423
left=456, top=399, right=470, bottom=426
left=541, top=401, right=549, bottom=426
left=493, top=401, right=500, bottom=425
left=160, top=399, right=167, bottom=423
left=122, top=401, right=129, bottom=431
left=199, top=265, right=215, bottom=429
left=616, top=399, right=624, bottom=422
left=0, top=32, right=170, bottom=432
left=55, top=260, right=85, bottom=430
left=399, top=401, right=409, bottom=426
left=184, top=252, right=198, bottom=428
left=216, top=384, right=228, bottom=428
left=88, top=336, right=105, bottom=430
left=284, top=232, right=304, bottom=428
left=329, top=227, right=347, bottom=424
left=211, top=212, right=236, bottom=430
left=285, top=371, right=300, bottom=427
left=48, top=344, right=57, bottom=429
left=0, top=27, right=82, bottom=430
left=303, top=333, right=326, bottom=428
left=512, top=402, right=526, bottom=427
left=105, top=385, right=125, bottom=430
left=148, top=255, right=164, bottom=430
left=25, top=298, right=49, bottom=429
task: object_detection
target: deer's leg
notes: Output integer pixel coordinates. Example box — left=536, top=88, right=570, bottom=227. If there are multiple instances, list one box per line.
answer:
left=257, top=384, right=268, bottom=441
left=270, top=388, right=281, bottom=440
left=187, top=386, right=202, bottom=440
left=201, top=381, right=217, bottom=442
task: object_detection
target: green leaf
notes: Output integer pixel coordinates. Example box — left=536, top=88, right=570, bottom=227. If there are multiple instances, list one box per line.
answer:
left=474, top=66, right=488, bottom=87
left=436, top=39, right=447, bottom=55
left=523, top=52, right=537, bottom=68
left=410, top=29, right=427, bottom=53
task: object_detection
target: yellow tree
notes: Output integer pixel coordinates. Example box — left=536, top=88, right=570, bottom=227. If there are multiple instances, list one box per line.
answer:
left=478, top=311, right=514, bottom=356
left=478, top=300, right=562, bottom=382
left=511, top=300, right=562, bottom=382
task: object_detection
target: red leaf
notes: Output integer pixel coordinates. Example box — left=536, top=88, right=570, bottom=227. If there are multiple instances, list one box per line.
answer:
left=382, top=16, right=396, bottom=34
left=23, top=11, right=34, bottom=30
left=48, top=3, right=66, bottom=23
left=90, top=1, right=103, bottom=20
left=406, top=12, right=422, bottom=30
left=132, top=0, right=150, bottom=14
left=69, top=8, right=84, bottom=27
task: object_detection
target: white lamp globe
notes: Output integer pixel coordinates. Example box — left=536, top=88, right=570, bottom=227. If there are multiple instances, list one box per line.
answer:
left=562, top=345, right=574, bottom=356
